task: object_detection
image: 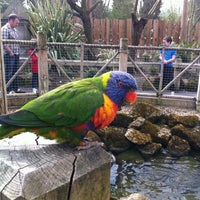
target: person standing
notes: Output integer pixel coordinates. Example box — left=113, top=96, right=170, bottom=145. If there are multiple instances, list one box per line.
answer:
left=159, top=36, right=176, bottom=91
left=29, top=45, right=38, bottom=94
left=1, top=13, right=22, bottom=94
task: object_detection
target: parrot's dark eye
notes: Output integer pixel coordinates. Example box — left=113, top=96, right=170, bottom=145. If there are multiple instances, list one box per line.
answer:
left=118, top=81, right=124, bottom=88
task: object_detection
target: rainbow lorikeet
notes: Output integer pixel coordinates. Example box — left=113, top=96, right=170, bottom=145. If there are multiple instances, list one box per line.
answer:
left=0, top=71, right=137, bottom=146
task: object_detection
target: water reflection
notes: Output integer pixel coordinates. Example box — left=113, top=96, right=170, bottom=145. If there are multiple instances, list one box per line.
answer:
left=110, top=149, right=200, bottom=200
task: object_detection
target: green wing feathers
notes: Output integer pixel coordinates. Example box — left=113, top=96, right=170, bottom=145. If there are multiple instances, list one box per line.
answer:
left=21, top=78, right=104, bottom=127
left=0, top=76, right=105, bottom=144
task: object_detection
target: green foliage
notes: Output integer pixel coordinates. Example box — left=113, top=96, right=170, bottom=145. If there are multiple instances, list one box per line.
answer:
left=188, top=0, right=200, bottom=24
left=0, top=0, right=12, bottom=13
left=142, top=53, right=150, bottom=62
left=92, top=0, right=109, bottom=19
left=175, top=42, right=200, bottom=63
left=108, top=0, right=133, bottom=19
left=186, top=78, right=198, bottom=92
left=97, top=49, right=117, bottom=61
left=23, top=0, right=84, bottom=43
left=160, top=6, right=181, bottom=22
left=23, top=0, right=84, bottom=76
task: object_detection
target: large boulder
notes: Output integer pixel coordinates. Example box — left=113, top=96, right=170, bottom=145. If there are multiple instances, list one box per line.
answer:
left=131, top=102, right=165, bottom=124
left=167, top=135, right=191, bottom=156
left=171, top=124, right=200, bottom=150
left=137, top=143, right=162, bottom=156
left=97, top=126, right=132, bottom=153
left=125, top=128, right=152, bottom=145
left=140, top=120, right=171, bottom=145
left=167, top=114, right=199, bottom=128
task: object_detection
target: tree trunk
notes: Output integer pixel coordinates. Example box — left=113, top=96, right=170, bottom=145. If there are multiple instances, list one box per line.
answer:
left=67, top=0, right=101, bottom=60
left=81, top=13, right=93, bottom=44
left=130, top=13, right=148, bottom=59
left=180, top=0, right=188, bottom=41
left=131, top=13, right=148, bottom=46
left=67, top=0, right=100, bottom=44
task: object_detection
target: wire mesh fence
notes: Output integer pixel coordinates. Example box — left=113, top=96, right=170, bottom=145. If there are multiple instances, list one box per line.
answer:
left=128, top=46, right=200, bottom=96
left=1, top=38, right=200, bottom=110
left=1, top=40, right=37, bottom=94
left=47, top=42, right=120, bottom=90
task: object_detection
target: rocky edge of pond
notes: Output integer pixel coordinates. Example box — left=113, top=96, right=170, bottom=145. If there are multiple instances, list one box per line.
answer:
left=86, top=102, right=200, bottom=200
left=89, top=102, right=200, bottom=157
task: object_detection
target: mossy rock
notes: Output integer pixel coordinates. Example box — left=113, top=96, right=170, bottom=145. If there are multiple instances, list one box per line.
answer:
left=97, top=126, right=132, bottom=153
left=129, top=117, right=145, bottom=130
left=125, top=128, right=152, bottom=145
left=140, top=120, right=170, bottom=145
left=171, top=124, right=200, bottom=150
left=111, top=111, right=133, bottom=128
left=140, top=120, right=160, bottom=137
left=137, top=142, right=162, bottom=156
left=167, top=135, right=191, bottom=156
left=168, top=114, right=199, bottom=128
left=131, top=102, right=163, bottom=123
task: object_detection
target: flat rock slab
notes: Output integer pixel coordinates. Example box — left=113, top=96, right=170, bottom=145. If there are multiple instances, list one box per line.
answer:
left=0, top=143, right=111, bottom=200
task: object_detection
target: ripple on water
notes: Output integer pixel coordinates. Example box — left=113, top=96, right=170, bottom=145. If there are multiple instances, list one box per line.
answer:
left=110, top=151, right=200, bottom=200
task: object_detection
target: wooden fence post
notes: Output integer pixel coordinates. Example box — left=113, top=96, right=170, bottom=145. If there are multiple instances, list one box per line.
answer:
left=158, top=46, right=165, bottom=95
left=0, top=13, right=8, bottom=114
left=80, top=43, right=84, bottom=78
left=37, top=32, right=49, bottom=95
left=0, top=145, right=111, bottom=200
left=119, top=38, right=128, bottom=72
left=196, top=70, right=200, bottom=112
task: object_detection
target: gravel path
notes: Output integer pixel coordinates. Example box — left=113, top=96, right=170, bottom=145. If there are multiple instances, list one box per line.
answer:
left=157, top=106, right=200, bottom=118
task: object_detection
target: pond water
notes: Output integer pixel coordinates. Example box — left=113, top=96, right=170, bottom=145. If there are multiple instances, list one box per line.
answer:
left=1, top=133, right=200, bottom=199
left=110, top=149, right=200, bottom=200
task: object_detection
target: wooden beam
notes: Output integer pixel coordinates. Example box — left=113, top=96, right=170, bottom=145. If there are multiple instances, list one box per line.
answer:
left=119, top=38, right=128, bottom=72
left=0, top=13, right=8, bottom=114
left=37, top=32, right=49, bottom=95
left=0, top=144, right=111, bottom=200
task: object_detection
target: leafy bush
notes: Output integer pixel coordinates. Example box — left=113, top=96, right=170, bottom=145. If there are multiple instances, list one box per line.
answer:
left=23, top=0, right=84, bottom=43
left=175, top=42, right=200, bottom=63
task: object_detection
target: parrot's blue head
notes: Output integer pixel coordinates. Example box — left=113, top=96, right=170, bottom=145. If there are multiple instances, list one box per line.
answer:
left=105, top=71, right=138, bottom=106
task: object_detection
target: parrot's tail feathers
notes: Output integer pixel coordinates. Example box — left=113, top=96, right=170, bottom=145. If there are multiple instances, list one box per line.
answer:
left=0, top=125, right=27, bottom=140
left=0, top=110, right=49, bottom=127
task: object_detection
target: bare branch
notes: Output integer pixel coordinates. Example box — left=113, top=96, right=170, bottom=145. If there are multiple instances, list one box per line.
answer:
left=88, top=0, right=101, bottom=14
left=133, top=0, right=139, bottom=14
left=148, top=0, right=161, bottom=18
left=67, top=0, right=82, bottom=14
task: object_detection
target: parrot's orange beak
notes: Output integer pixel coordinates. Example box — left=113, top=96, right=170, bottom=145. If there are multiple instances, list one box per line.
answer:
left=125, top=91, right=137, bottom=104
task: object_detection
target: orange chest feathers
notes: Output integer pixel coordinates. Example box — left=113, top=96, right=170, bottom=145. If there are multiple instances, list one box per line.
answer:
left=91, top=94, right=118, bottom=129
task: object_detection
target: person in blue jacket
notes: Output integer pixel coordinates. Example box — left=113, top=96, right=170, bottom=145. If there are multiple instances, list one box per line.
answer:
left=159, top=36, right=176, bottom=91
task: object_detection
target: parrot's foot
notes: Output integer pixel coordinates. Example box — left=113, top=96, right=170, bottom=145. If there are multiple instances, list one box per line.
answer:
left=35, top=136, right=39, bottom=145
left=76, top=141, right=104, bottom=150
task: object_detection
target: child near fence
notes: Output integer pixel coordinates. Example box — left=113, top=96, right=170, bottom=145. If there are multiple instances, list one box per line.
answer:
left=29, top=46, right=38, bottom=94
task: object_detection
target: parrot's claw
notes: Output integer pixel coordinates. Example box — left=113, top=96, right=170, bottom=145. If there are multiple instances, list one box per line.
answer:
left=35, top=136, right=39, bottom=145
left=76, top=141, right=104, bottom=150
